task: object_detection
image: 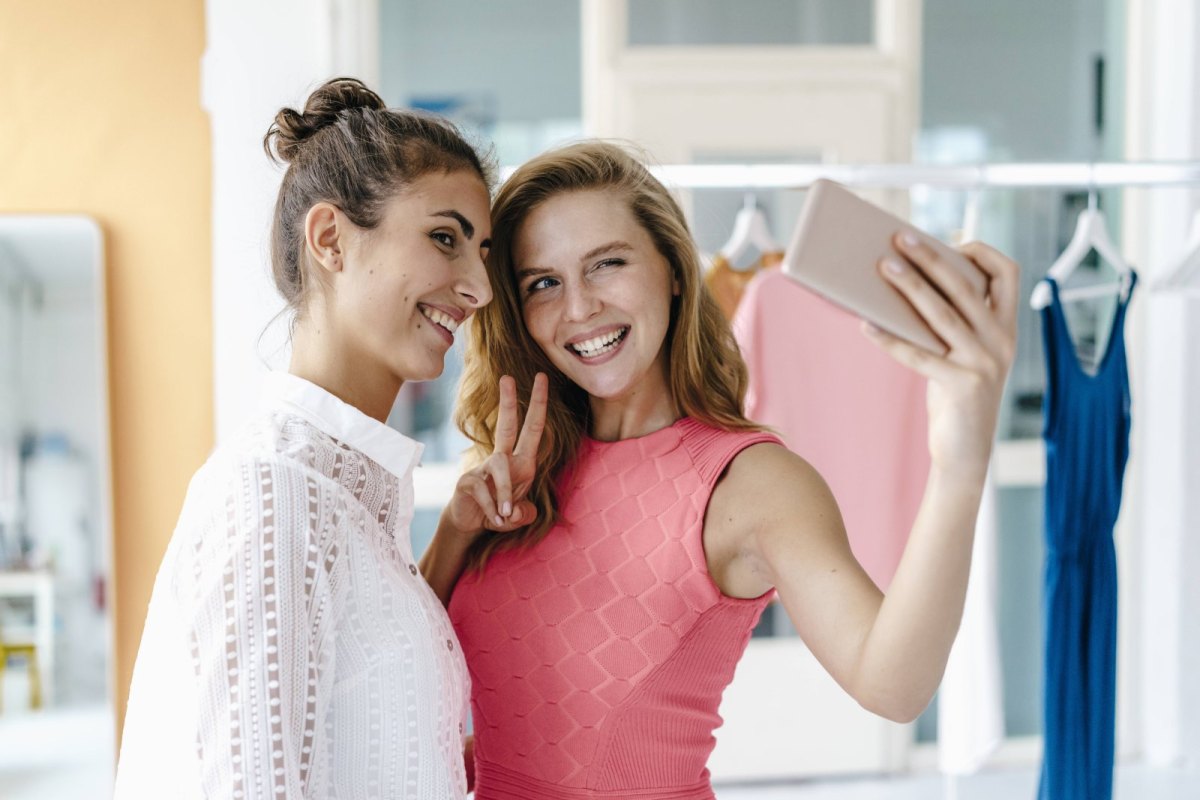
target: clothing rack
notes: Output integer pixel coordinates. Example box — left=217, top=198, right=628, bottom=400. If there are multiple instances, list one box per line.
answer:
left=636, top=161, right=1200, bottom=190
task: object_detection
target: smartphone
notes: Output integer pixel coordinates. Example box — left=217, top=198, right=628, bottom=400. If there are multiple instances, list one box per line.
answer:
left=782, top=179, right=989, bottom=355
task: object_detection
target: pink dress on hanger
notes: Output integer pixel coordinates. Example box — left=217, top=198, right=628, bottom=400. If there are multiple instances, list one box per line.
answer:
left=732, top=269, right=930, bottom=589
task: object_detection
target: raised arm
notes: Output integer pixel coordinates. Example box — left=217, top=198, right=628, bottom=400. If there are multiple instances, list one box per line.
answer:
left=421, top=373, right=548, bottom=605
left=710, top=237, right=1019, bottom=722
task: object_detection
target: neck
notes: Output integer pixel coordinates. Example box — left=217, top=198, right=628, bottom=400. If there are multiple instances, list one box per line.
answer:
left=587, top=355, right=679, bottom=441
left=289, top=318, right=400, bottom=423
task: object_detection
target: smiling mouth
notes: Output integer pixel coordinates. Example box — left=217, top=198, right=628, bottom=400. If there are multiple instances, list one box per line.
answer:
left=419, top=304, right=460, bottom=336
left=568, top=326, right=629, bottom=359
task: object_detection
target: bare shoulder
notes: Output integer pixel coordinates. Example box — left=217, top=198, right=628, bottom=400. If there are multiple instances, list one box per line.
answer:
left=714, top=442, right=836, bottom=526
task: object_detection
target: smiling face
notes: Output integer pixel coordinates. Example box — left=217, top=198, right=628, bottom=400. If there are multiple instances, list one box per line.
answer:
left=327, top=169, right=493, bottom=384
left=513, top=189, right=678, bottom=404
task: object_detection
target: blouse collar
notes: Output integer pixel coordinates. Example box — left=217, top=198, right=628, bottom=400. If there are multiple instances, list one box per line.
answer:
left=259, top=372, right=424, bottom=480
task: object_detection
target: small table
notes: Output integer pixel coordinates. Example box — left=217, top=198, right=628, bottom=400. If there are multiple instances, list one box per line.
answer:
left=0, top=570, right=55, bottom=708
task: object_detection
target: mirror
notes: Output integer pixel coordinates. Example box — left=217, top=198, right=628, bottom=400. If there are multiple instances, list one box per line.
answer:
left=0, top=216, right=113, bottom=794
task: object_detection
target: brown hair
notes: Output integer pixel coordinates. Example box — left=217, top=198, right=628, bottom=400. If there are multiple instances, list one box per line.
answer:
left=456, top=140, right=762, bottom=569
left=262, top=76, right=496, bottom=315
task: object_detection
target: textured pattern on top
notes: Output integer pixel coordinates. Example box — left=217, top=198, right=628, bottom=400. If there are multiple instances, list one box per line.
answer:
left=450, top=417, right=780, bottom=800
left=117, top=375, right=468, bottom=800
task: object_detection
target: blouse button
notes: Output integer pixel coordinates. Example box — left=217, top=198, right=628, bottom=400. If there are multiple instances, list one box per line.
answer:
left=409, top=564, right=418, bottom=576
left=447, top=639, right=455, bottom=651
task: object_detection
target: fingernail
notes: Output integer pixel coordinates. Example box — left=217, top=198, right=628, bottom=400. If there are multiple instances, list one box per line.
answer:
left=494, top=515, right=504, bottom=528
left=883, top=257, right=905, bottom=274
left=863, top=321, right=881, bottom=335
left=900, top=231, right=920, bottom=248
left=501, top=502, right=512, bottom=517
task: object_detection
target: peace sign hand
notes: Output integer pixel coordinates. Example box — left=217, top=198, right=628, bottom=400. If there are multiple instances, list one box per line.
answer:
left=443, top=373, right=549, bottom=540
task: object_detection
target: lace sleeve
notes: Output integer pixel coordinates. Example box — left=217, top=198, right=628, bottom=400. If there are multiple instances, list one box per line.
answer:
left=185, top=455, right=348, bottom=799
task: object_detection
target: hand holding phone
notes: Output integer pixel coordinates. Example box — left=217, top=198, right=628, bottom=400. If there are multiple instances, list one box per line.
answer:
left=782, top=179, right=989, bottom=355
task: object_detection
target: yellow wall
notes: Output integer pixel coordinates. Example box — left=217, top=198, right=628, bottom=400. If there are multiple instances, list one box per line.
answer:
left=0, top=2, right=213, bottom=732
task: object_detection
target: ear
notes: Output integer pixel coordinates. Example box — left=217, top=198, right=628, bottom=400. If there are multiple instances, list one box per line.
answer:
left=304, top=202, right=344, bottom=275
left=672, top=273, right=681, bottom=297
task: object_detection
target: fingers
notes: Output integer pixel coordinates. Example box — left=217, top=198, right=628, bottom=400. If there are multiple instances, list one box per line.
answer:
left=482, top=454, right=513, bottom=521
left=492, top=375, right=518, bottom=454
left=459, top=472, right=503, bottom=529
left=958, top=240, right=1022, bottom=335
left=861, top=320, right=962, bottom=383
left=886, top=234, right=1017, bottom=367
left=514, top=372, right=549, bottom=460
left=895, top=234, right=996, bottom=336
left=491, top=500, right=537, bottom=532
left=877, top=251, right=977, bottom=355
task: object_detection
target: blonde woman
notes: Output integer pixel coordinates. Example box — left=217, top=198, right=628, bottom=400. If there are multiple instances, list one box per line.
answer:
left=422, top=141, right=1020, bottom=799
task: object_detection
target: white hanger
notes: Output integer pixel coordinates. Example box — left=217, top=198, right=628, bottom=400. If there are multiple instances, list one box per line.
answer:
left=1152, top=208, right=1200, bottom=295
left=719, top=193, right=780, bottom=265
left=960, top=182, right=983, bottom=244
left=1030, top=189, right=1133, bottom=310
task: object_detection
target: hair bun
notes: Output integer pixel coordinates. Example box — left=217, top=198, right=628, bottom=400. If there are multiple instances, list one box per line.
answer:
left=264, top=77, right=387, bottom=163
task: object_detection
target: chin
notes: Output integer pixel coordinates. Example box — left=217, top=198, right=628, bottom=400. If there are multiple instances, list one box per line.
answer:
left=572, top=374, right=639, bottom=401
left=398, top=356, right=445, bottom=383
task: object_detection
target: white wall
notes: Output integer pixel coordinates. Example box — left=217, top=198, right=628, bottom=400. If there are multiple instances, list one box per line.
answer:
left=1124, top=0, right=1200, bottom=770
left=206, top=0, right=379, bottom=442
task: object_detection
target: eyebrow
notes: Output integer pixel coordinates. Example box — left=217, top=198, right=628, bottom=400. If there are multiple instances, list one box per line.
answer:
left=581, top=241, right=633, bottom=262
left=431, top=210, right=477, bottom=241
left=516, top=240, right=633, bottom=280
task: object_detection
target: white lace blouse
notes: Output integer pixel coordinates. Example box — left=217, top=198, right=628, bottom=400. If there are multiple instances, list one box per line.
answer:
left=115, top=373, right=468, bottom=799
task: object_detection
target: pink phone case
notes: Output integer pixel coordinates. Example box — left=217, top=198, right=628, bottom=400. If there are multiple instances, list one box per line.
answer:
left=782, top=179, right=989, bottom=355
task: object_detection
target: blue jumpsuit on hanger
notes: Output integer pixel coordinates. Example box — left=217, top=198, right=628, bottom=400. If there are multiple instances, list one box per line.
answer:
left=1037, top=273, right=1136, bottom=800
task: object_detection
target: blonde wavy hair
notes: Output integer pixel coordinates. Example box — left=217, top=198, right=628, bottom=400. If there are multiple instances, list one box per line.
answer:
left=456, top=141, right=762, bottom=569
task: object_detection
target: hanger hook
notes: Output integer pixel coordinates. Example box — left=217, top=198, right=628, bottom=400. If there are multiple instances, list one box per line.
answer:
left=961, top=165, right=985, bottom=243
left=1086, top=162, right=1098, bottom=212
left=743, top=192, right=757, bottom=212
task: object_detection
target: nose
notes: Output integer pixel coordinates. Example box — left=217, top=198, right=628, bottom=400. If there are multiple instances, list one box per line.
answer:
left=456, top=251, right=494, bottom=309
left=562, top=278, right=601, bottom=322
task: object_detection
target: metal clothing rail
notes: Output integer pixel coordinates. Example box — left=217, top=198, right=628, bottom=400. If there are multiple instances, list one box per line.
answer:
left=636, top=161, right=1200, bottom=190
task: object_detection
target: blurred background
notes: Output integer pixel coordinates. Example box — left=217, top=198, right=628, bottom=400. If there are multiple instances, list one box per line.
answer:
left=1, top=1, right=1198, bottom=797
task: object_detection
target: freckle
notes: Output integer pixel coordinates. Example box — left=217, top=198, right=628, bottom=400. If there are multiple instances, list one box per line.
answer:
left=403, top=295, right=409, bottom=302
left=369, top=269, right=374, bottom=275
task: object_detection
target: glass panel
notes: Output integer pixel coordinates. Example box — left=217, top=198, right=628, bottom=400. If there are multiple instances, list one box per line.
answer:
left=380, top=0, right=583, bottom=166
left=628, top=0, right=875, bottom=47
left=916, top=485, right=1045, bottom=742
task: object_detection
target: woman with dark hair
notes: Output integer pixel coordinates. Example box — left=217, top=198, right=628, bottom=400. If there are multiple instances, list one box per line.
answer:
left=425, top=141, right=1021, bottom=799
left=115, top=77, right=513, bottom=800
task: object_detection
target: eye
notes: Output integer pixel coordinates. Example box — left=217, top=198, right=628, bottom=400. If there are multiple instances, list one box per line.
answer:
left=430, top=230, right=456, bottom=248
left=594, top=257, right=626, bottom=270
left=526, top=276, right=559, bottom=294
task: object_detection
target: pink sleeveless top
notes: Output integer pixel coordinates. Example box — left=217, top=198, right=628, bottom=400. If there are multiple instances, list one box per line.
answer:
left=449, top=417, right=782, bottom=800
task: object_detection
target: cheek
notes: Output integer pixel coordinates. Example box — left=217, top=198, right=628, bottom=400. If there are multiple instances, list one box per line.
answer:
left=521, top=303, right=552, bottom=346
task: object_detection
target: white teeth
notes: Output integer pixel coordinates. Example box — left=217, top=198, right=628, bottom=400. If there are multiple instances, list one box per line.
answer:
left=420, top=305, right=459, bottom=334
left=569, top=328, right=627, bottom=357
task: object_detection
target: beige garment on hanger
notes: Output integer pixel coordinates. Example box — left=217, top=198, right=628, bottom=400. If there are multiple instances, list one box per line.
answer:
left=704, top=250, right=784, bottom=321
